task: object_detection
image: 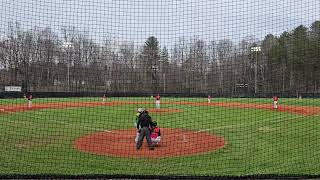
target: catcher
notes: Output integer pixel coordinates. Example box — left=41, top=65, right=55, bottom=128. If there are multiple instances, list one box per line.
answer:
left=150, top=121, right=161, bottom=145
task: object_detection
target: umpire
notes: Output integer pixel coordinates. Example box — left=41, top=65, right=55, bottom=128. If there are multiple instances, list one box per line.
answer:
left=136, top=108, right=154, bottom=150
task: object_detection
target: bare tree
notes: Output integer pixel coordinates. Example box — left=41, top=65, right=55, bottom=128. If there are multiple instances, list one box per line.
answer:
left=216, top=39, right=233, bottom=93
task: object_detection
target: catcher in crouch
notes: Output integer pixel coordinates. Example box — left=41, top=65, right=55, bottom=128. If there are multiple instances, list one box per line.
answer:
left=150, top=121, right=161, bottom=145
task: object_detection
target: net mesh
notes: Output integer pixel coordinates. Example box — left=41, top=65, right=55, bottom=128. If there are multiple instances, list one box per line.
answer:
left=0, top=0, right=320, bottom=178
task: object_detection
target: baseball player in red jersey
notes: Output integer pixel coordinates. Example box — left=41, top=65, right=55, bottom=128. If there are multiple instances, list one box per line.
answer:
left=155, top=94, right=160, bottom=109
left=208, top=95, right=212, bottom=103
left=273, top=96, right=278, bottom=109
left=150, top=121, right=161, bottom=145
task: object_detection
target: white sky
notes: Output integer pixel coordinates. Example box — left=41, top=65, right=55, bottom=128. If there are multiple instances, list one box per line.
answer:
left=0, top=0, right=320, bottom=48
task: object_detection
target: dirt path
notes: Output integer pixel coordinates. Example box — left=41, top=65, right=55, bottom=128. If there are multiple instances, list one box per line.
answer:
left=0, top=101, right=182, bottom=114
left=1, top=100, right=319, bottom=116
left=168, top=101, right=320, bottom=116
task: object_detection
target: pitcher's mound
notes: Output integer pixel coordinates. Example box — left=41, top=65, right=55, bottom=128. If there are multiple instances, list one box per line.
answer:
left=74, top=128, right=225, bottom=158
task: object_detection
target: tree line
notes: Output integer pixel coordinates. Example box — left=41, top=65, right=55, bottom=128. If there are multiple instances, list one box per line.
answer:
left=0, top=21, right=320, bottom=95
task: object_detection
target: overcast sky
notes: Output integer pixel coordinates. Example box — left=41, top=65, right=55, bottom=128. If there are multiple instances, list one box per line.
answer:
left=1, top=0, right=320, bottom=48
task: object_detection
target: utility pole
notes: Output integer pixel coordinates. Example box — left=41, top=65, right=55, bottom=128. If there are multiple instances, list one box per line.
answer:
left=63, top=42, right=73, bottom=92
left=251, top=46, right=261, bottom=94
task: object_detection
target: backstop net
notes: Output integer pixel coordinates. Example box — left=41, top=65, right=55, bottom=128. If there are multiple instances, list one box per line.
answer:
left=0, top=0, right=320, bottom=178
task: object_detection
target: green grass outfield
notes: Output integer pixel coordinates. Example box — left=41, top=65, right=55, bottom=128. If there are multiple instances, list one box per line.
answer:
left=0, top=97, right=320, bottom=176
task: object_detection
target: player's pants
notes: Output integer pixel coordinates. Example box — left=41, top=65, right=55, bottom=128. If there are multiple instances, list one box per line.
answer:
left=134, top=132, right=139, bottom=143
left=28, top=100, right=32, bottom=108
left=151, top=136, right=161, bottom=144
left=136, top=127, right=153, bottom=150
left=273, top=101, right=278, bottom=109
left=156, top=100, right=160, bottom=109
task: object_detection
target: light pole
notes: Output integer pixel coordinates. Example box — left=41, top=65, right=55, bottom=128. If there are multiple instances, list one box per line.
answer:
left=151, top=65, right=158, bottom=93
left=158, top=59, right=166, bottom=93
left=163, top=72, right=166, bottom=93
left=251, top=46, right=261, bottom=94
left=62, top=42, right=73, bottom=92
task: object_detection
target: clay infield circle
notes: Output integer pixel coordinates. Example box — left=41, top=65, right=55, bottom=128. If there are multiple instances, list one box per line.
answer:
left=74, top=128, right=225, bottom=158
left=147, top=108, right=183, bottom=113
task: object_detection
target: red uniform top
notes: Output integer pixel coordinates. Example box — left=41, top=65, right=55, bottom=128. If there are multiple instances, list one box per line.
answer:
left=28, top=95, right=32, bottom=101
left=273, top=96, right=278, bottom=101
left=208, top=95, right=211, bottom=99
left=151, top=127, right=161, bottom=139
left=156, top=95, right=160, bottom=101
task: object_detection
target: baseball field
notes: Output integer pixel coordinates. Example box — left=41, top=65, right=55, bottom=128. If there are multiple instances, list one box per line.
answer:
left=0, top=97, right=320, bottom=176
